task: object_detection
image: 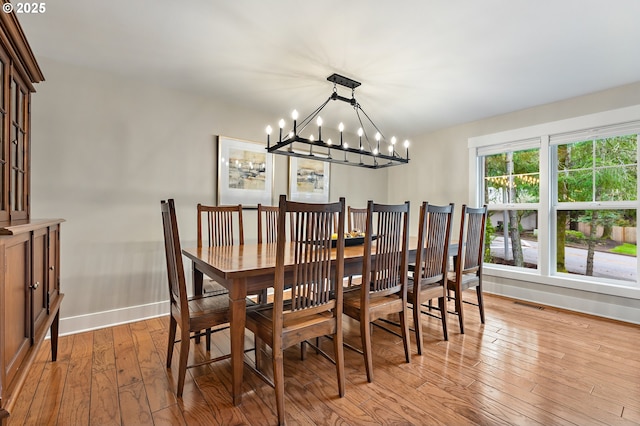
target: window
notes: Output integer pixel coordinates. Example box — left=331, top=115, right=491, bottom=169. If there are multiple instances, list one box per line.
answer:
left=479, top=140, right=540, bottom=271
left=472, top=116, right=640, bottom=289
left=553, top=131, right=638, bottom=283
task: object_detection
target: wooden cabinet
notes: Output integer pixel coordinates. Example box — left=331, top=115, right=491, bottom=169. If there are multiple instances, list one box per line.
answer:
left=0, top=220, right=64, bottom=423
left=0, top=7, right=64, bottom=424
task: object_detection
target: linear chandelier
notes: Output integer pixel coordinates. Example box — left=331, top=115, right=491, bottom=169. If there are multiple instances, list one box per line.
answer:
left=265, top=73, right=409, bottom=169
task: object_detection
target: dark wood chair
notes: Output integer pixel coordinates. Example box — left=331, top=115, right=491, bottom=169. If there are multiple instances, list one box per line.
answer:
left=348, top=206, right=367, bottom=232
left=408, top=202, right=454, bottom=353
left=246, top=194, right=346, bottom=425
left=161, top=199, right=231, bottom=397
left=447, top=205, right=488, bottom=334
left=197, top=203, right=244, bottom=247
left=196, top=203, right=245, bottom=295
left=343, top=200, right=411, bottom=383
left=257, top=203, right=279, bottom=244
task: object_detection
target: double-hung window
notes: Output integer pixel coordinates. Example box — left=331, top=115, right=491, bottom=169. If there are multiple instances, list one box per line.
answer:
left=479, top=139, right=541, bottom=271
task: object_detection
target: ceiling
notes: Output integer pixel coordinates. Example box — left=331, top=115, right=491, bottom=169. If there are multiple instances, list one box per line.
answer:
left=17, top=0, right=640, bottom=138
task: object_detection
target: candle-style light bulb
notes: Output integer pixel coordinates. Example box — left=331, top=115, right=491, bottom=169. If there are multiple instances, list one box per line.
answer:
left=278, top=119, right=285, bottom=142
left=390, top=136, right=397, bottom=156
left=327, top=138, right=332, bottom=159
left=344, top=142, right=349, bottom=161
left=266, top=125, right=272, bottom=148
left=316, top=116, right=323, bottom=141
left=292, top=110, right=298, bottom=135
left=375, top=132, right=381, bottom=154
left=338, top=122, right=344, bottom=146
left=404, top=140, right=410, bottom=159
left=309, top=134, right=314, bottom=155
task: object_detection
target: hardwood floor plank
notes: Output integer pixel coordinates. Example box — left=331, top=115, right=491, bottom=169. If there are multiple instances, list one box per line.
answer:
left=90, top=368, right=120, bottom=426
left=152, top=404, right=187, bottom=426
left=23, top=358, right=69, bottom=426
left=113, top=324, right=143, bottom=388
left=57, top=353, right=92, bottom=426
left=118, top=381, right=153, bottom=426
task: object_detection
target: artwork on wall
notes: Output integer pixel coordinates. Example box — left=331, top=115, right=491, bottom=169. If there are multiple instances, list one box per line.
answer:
left=288, top=157, right=330, bottom=202
left=216, top=136, right=273, bottom=207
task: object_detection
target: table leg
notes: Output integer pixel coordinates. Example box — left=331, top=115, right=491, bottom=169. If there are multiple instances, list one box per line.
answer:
left=229, top=278, right=247, bottom=406
left=192, top=262, right=204, bottom=344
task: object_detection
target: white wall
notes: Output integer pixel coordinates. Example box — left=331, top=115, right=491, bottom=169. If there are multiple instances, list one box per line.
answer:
left=390, top=81, right=640, bottom=324
left=30, top=58, right=388, bottom=334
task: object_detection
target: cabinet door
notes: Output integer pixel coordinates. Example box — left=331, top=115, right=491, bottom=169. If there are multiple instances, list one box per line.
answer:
left=9, top=72, right=29, bottom=221
left=2, top=233, right=31, bottom=388
left=31, top=228, right=47, bottom=334
left=0, top=47, right=9, bottom=222
left=47, top=224, right=60, bottom=310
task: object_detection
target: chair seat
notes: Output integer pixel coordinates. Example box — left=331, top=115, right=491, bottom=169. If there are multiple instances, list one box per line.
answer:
left=247, top=303, right=336, bottom=348
left=447, top=272, right=479, bottom=291
left=407, top=277, right=446, bottom=299
left=343, top=289, right=403, bottom=320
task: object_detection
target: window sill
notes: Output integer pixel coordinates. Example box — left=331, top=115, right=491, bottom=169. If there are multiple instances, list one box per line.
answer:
left=483, top=264, right=640, bottom=300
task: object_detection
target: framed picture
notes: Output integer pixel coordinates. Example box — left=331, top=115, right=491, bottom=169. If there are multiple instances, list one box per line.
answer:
left=288, top=157, right=330, bottom=202
left=217, top=135, right=273, bottom=207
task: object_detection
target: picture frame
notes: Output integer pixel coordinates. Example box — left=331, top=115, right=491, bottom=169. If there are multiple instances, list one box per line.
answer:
left=216, top=135, right=273, bottom=207
left=288, top=157, right=330, bottom=202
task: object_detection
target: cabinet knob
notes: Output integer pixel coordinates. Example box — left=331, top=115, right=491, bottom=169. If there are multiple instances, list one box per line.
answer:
left=30, top=281, right=40, bottom=290
left=49, top=266, right=55, bottom=271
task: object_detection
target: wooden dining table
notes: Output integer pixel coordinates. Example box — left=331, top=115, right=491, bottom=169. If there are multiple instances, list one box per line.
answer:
left=182, top=237, right=457, bottom=406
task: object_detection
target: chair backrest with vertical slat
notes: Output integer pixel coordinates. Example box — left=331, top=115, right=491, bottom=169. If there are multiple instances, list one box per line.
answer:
left=416, top=203, right=454, bottom=283
left=274, top=194, right=345, bottom=321
left=257, top=204, right=279, bottom=244
left=197, top=204, right=244, bottom=247
left=457, top=205, right=488, bottom=275
left=348, top=206, right=367, bottom=233
left=161, top=199, right=189, bottom=316
left=362, top=200, right=410, bottom=297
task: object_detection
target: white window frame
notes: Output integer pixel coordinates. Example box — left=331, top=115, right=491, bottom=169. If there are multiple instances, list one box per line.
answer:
left=468, top=105, right=640, bottom=300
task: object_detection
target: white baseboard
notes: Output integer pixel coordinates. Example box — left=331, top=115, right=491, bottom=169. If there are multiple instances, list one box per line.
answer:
left=59, top=300, right=169, bottom=336
left=484, top=278, right=640, bottom=325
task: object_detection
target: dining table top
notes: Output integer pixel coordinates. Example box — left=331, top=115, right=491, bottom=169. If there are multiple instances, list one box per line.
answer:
left=182, top=236, right=423, bottom=279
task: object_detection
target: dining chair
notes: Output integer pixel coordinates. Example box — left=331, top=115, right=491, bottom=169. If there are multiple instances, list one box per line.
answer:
left=343, top=200, right=411, bottom=383
left=246, top=194, right=346, bottom=425
left=447, top=204, right=488, bottom=334
left=408, top=202, right=454, bottom=354
left=348, top=206, right=367, bottom=232
left=197, top=203, right=244, bottom=247
left=196, top=203, right=245, bottom=293
left=161, top=199, right=231, bottom=397
left=257, top=203, right=279, bottom=244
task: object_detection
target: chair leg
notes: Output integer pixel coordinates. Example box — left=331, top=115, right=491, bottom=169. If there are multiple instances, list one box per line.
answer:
left=476, top=285, right=485, bottom=324
left=272, top=350, right=286, bottom=425
left=333, top=325, right=345, bottom=397
left=455, top=288, right=465, bottom=334
left=206, top=328, right=211, bottom=351
left=361, top=316, right=374, bottom=383
left=167, top=316, right=177, bottom=368
left=177, top=327, right=190, bottom=397
left=413, top=297, right=424, bottom=355
left=399, top=306, right=411, bottom=363
left=438, top=296, right=449, bottom=341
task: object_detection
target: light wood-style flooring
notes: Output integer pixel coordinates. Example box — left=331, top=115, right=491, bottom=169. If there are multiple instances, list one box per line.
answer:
left=7, top=293, right=640, bottom=425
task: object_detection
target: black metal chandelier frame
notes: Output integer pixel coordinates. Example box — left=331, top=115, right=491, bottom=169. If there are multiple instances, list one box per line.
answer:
left=266, top=73, right=409, bottom=169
